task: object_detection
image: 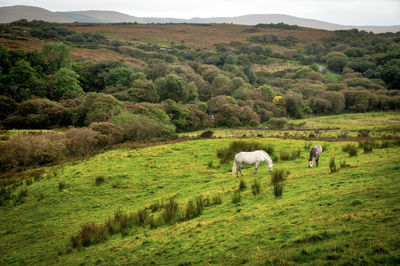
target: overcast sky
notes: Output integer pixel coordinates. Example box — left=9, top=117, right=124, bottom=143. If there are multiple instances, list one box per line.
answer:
left=1, top=0, right=399, bottom=26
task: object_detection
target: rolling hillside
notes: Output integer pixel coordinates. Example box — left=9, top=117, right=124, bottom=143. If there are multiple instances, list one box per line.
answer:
left=1, top=5, right=399, bottom=33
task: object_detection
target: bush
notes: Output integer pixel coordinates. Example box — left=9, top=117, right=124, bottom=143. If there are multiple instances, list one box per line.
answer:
left=251, top=179, right=261, bottom=196
left=268, top=118, right=288, bottom=130
left=217, top=140, right=274, bottom=164
left=271, top=169, right=288, bottom=197
left=71, top=223, right=107, bottom=248
left=0, top=132, right=66, bottom=170
left=181, top=197, right=204, bottom=221
left=199, top=130, right=214, bottom=138
left=89, top=122, right=124, bottom=145
left=231, top=190, right=241, bottom=203
left=329, top=157, right=338, bottom=173
left=342, top=143, right=358, bottom=157
left=64, top=127, right=104, bottom=157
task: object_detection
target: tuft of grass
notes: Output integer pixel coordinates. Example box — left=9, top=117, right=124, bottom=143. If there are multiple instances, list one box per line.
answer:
left=239, top=179, right=247, bottom=191
left=162, top=198, right=179, bottom=224
left=95, top=176, right=105, bottom=185
left=58, top=181, right=66, bottom=191
left=251, top=179, right=261, bottom=196
left=279, top=149, right=301, bottom=161
left=358, top=141, right=374, bottom=153
left=329, top=157, right=338, bottom=174
left=342, top=143, right=358, bottom=157
left=212, top=194, right=222, bottom=205
left=271, top=168, right=288, bottom=197
left=231, top=190, right=241, bottom=203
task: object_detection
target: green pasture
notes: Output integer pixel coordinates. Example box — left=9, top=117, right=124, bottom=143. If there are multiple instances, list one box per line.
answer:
left=181, top=112, right=400, bottom=138
left=1, top=137, right=400, bottom=265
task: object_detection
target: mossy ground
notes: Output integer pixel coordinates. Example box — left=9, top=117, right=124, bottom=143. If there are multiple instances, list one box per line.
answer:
left=1, top=135, right=400, bottom=264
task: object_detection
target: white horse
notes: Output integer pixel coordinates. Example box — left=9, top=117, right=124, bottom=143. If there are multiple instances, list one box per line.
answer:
left=232, top=150, right=273, bottom=177
left=309, top=145, right=322, bottom=168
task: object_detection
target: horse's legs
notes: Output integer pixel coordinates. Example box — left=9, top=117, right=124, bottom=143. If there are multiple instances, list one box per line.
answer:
left=238, top=165, right=243, bottom=176
left=254, top=162, right=260, bottom=174
left=316, top=155, right=319, bottom=167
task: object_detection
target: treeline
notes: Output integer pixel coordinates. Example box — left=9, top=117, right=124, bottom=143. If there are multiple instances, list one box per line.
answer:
left=1, top=23, right=400, bottom=135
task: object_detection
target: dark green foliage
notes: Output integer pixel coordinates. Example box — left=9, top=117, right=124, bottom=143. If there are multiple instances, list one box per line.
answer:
left=41, top=42, right=70, bottom=74
left=231, top=190, right=241, bottom=203
left=342, top=143, right=358, bottom=157
left=217, top=140, right=274, bottom=164
left=156, top=73, right=188, bottom=103
left=329, top=157, right=338, bottom=173
left=251, top=179, right=261, bottom=196
left=271, top=168, right=288, bottom=197
left=104, top=67, right=133, bottom=87
left=239, top=179, right=247, bottom=191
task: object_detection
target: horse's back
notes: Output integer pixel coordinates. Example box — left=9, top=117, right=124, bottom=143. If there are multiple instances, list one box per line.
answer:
left=311, top=145, right=323, bottom=155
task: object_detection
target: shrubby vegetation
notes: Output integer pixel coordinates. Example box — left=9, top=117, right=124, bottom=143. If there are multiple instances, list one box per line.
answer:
left=0, top=21, right=400, bottom=141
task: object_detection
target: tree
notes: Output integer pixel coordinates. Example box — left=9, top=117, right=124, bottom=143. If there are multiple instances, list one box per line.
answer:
left=326, top=56, right=349, bottom=73
left=8, top=60, right=46, bottom=101
left=380, top=59, right=400, bottom=90
left=105, top=66, right=133, bottom=87
left=41, top=42, right=70, bottom=73
left=53, top=68, right=84, bottom=98
left=283, top=94, right=303, bottom=119
left=156, top=73, right=188, bottom=103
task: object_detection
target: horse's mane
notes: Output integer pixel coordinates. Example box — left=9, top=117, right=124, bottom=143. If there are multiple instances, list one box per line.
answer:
left=258, top=150, right=273, bottom=164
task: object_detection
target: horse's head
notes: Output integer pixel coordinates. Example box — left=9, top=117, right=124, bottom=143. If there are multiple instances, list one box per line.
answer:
left=268, top=163, right=273, bottom=172
left=309, top=161, right=313, bottom=168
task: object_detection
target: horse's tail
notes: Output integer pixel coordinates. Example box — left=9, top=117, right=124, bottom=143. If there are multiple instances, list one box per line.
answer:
left=232, top=160, right=236, bottom=175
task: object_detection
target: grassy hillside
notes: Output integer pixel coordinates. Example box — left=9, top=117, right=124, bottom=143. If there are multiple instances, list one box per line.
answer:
left=1, top=136, right=399, bottom=264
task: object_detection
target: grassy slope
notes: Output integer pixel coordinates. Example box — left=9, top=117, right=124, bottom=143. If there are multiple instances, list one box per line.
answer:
left=1, top=137, right=400, bottom=265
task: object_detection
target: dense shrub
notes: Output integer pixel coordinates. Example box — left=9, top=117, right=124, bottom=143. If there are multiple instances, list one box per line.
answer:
left=89, top=122, right=124, bottom=145
left=199, top=130, right=214, bottom=138
left=64, top=127, right=104, bottom=157
left=0, top=132, right=65, bottom=169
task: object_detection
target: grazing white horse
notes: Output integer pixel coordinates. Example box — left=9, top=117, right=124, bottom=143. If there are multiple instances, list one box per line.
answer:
left=309, top=145, right=323, bottom=168
left=232, top=150, right=273, bottom=177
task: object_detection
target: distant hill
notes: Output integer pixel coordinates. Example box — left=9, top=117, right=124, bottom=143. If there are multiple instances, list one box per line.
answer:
left=0, top=5, right=74, bottom=23
left=1, top=5, right=399, bottom=33
left=57, top=10, right=144, bottom=23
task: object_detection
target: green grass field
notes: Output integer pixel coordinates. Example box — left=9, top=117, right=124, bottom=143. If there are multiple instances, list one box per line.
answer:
left=1, top=135, right=400, bottom=264
left=181, top=112, right=400, bottom=139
